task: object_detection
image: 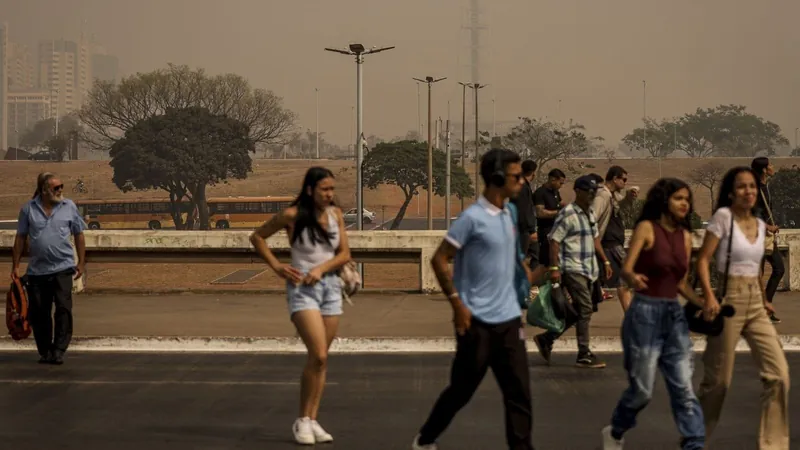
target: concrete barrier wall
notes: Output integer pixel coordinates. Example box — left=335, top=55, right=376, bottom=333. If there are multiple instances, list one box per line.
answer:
left=1, top=229, right=799, bottom=294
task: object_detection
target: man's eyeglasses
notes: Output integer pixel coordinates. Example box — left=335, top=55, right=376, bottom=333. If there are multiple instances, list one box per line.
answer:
left=52, top=184, right=64, bottom=192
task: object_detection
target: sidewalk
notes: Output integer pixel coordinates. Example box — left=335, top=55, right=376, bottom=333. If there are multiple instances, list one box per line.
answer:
left=3, top=291, right=799, bottom=352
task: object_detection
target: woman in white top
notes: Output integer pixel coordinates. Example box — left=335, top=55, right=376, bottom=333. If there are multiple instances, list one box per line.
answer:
left=695, top=166, right=790, bottom=449
left=250, top=167, right=351, bottom=445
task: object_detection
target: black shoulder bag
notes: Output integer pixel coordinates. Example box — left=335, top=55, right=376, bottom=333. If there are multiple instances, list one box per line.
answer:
left=685, top=212, right=736, bottom=336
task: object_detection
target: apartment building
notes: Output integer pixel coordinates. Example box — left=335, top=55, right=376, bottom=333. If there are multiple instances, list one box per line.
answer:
left=37, top=38, right=91, bottom=115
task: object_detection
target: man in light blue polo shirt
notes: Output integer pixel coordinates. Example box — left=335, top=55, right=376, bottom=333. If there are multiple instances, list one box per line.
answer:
left=412, top=149, right=534, bottom=450
left=11, top=172, right=86, bottom=365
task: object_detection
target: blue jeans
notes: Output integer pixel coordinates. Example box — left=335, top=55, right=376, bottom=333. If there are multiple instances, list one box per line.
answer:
left=610, top=294, right=705, bottom=450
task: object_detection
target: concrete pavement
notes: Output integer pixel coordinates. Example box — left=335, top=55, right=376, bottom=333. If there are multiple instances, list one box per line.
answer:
left=2, top=291, right=800, bottom=352
left=1, top=352, right=798, bottom=449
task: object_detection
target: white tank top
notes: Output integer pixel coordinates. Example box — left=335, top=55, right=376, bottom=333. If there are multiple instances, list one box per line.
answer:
left=706, top=207, right=766, bottom=277
left=290, top=207, right=341, bottom=272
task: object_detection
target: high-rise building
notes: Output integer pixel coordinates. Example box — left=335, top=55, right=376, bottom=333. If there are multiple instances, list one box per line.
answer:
left=7, top=90, right=51, bottom=148
left=0, top=23, right=9, bottom=151
left=8, top=42, right=35, bottom=90
left=37, top=37, right=91, bottom=115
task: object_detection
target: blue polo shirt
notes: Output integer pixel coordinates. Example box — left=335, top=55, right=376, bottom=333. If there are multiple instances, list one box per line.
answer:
left=445, top=196, right=520, bottom=324
left=17, top=197, right=86, bottom=276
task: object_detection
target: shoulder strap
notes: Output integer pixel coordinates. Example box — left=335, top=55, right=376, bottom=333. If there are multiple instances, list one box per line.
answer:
left=759, top=188, right=775, bottom=225
left=717, top=211, right=735, bottom=301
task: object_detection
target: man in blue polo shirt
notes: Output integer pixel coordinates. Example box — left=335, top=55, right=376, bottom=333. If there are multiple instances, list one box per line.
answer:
left=412, top=149, right=534, bottom=450
left=11, top=172, right=86, bottom=365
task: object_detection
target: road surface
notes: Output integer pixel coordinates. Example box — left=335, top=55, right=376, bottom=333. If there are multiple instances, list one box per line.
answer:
left=1, top=352, right=797, bottom=449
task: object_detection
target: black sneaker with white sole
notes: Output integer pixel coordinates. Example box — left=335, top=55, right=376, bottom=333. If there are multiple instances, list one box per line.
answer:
left=576, top=351, right=606, bottom=369
left=770, top=313, right=781, bottom=324
left=533, top=334, right=552, bottom=364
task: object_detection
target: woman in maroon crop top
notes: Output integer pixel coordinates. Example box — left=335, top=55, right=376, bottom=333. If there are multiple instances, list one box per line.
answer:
left=601, top=178, right=706, bottom=450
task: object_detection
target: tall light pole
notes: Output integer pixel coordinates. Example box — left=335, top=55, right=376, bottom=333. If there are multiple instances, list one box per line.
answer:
left=325, top=43, right=394, bottom=232
left=466, top=83, right=487, bottom=199
left=315, top=88, right=320, bottom=159
left=458, top=82, right=469, bottom=212
left=413, top=76, right=446, bottom=230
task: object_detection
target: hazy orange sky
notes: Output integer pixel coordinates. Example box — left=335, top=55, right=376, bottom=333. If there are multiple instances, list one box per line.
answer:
left=4, top=0, right=800, bottom=148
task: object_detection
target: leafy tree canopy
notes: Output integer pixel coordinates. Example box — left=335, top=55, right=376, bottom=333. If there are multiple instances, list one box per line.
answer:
left=502, top=117, right=589, bottom=178
left=109, top=106, right=255, bottom=229
left=20, top=115, right=80, bottom=148
left=624, top=104, right=788, bottom=158
left=362, top=140, right=474, bottom=229
left=79, top=64, right=295, bottom=151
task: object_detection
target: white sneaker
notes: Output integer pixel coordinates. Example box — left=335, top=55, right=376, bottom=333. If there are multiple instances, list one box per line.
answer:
left=602, top=425, right=623, bottom=450
left=412, top=434, right=438, bottom=450
left=292, top=417, right=315, bottom=445
left=310, top=420, right=333, bottom=443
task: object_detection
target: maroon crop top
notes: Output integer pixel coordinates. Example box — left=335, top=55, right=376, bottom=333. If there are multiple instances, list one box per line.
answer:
left=632, top=222, right=688, bottom=298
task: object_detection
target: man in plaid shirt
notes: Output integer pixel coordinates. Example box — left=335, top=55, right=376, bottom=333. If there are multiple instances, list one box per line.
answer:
left=533, top=175, right=612, bottom=369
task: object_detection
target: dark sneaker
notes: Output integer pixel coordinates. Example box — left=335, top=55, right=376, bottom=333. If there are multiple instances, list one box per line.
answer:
left=576, top=351, right=606, bottom=369
left=533, top=334, right=552, bottom=364
left=770, top=313, right=781, bottom=324
left=38, top=350, right=53, bottom=364
left=49, top=351, right=64, bottom=365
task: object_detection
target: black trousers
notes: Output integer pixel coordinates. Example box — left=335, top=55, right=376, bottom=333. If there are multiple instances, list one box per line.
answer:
left=418, top=317, right=534, bottom=450
left=27, top=269, right=75, bottom=357
left=761, top=248, right=785, bottom=303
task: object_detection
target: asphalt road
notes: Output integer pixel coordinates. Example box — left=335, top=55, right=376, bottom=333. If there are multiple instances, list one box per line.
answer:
left=1, top=352, right=797, bottom=449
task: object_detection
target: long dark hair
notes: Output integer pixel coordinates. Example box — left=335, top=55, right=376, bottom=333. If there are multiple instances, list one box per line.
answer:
left=290, top=167, right=336, bottom=245
left=636, top=177, right=695, bottom=231
left=33, top=172, right=55, bottom=199
left=715, top=166, right=758, bottom=215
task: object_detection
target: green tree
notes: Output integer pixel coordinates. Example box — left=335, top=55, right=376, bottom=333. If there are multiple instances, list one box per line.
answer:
left=677, top=105, right=787, bottom=157
left=109, top=107, right=255, bottom=230
left=622, top=118, right=677, bottom=158
left=503, top=117, right=589, bottom=178
left=768, top=168, right=800, bottom=226
left=20, top=115, right=80, bottom=148
left=79, top=64, right=295, bottom=151
left=362, top=140, right=474, bottom=229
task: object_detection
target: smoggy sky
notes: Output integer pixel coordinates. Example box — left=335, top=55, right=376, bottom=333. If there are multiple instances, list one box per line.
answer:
left=4, top=0, right=800, bottom=147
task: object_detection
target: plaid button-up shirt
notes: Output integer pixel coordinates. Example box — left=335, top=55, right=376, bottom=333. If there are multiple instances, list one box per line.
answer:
left=547, top=203, right=599, bottom=282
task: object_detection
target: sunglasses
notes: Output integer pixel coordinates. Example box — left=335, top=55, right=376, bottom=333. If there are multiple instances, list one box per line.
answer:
left=52, top=184, right=64, bottom=192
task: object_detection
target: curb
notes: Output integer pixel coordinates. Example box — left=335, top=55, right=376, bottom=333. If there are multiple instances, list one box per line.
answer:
left=1, top=335, right=800, bottom=353
left=79, top=288, right=422, bottom=296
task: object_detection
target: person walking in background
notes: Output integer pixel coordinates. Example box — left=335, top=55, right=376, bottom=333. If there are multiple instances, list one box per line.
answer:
left=10, top=172, right=85, bottom=365
left=601, top=178, right=705, bottom=450
left=412, top=148, right=534, bottom=450
left=511, top=160, right=546, bottom=287
left=532, top=169, right=566, bottom=274
left=751, top=156, right=783, bottom=323
left=533, top=175, right=612, bottom=369
left=695, top=166, right=790, bottom=449
left=250, top=167, right=352, bottom=445
left=592, top=166, right=638, bottom=310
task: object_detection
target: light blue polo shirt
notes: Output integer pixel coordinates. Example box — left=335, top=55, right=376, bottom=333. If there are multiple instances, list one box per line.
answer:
left=17, top=197, right=86, bottom=276
left=444, top=196, right=521, bottom=324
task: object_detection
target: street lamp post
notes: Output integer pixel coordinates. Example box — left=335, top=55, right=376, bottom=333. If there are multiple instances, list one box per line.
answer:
left=413, top=76, right=446, bottom=230
left=466, top=83, right=487, bottom=199
left=458, top=82, right=468, bottom=212
left=315, top=88, right=320, bottom=159
left=325, top=43, right=394, bottom=232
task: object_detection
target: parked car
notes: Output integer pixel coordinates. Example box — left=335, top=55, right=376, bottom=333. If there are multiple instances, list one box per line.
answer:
left=343, top=208, right=376, bottom=224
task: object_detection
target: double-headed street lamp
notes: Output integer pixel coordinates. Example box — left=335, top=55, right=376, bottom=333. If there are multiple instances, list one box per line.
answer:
left=413, top=76, right=446, bottom=230
left=461, top=82, right=487, bottom=199
left=325, top=43, right=395, bottom=230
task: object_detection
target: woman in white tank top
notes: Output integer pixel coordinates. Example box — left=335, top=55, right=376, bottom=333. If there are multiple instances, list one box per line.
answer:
left=694, top=167, right=790, bottom=448
left=250, top=167, right=351, bottom=445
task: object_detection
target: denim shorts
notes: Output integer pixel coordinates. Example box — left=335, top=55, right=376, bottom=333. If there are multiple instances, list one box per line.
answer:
left=286, top=273, right=343, bottom=316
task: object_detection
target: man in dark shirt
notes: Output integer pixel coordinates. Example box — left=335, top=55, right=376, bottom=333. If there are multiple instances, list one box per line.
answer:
left=532, top=169, right=566, bottom=270
left=511, top=160, right=538, bottom=266
left=752, top=157, right=782, bottom=324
